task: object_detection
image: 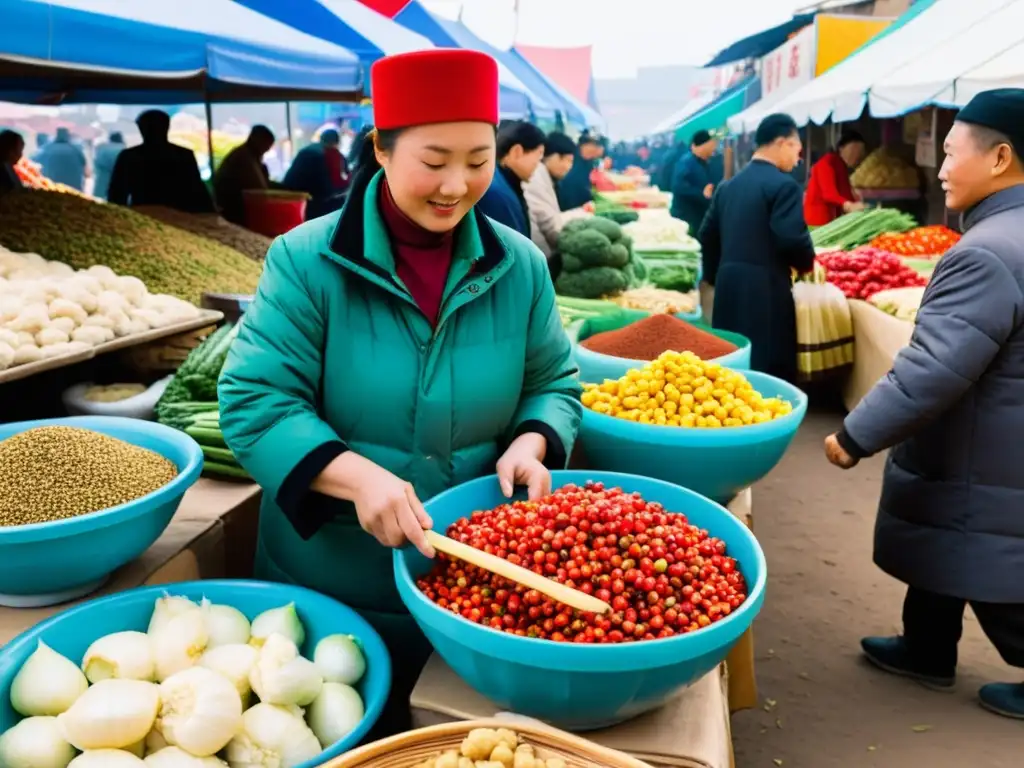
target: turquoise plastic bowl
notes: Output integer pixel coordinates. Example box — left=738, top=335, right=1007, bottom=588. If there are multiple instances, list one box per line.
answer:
left=573, top=324, right=752, bottom=384
left=394, top=471, right=766, bottom=731
left=0, top=416, right=203, bottom=604
left=0, top=580, right=392, bottom=765
left=579, top=371, right=807, bottom=503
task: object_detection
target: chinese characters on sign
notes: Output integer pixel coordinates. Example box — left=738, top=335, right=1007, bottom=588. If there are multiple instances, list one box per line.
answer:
left=760, top=24, right=816, bottom=99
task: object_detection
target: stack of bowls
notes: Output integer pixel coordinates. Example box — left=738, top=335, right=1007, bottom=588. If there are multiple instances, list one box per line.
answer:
left=394, top=471, right=767, bottom=731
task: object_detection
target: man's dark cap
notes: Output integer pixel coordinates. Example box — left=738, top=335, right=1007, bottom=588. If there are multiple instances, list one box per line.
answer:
left=956, top=88, right=1024, bottom=154
left=691, top=130, right=712, bottom=146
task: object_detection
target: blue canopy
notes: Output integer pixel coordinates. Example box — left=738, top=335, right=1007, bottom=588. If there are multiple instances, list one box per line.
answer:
left=393, top=2, right=551, bottom=120
left=0, top=0, right=363, bottom=104
left=705, top=13, right=816, bottom=67
left=501, top=48, right=600, bottom=130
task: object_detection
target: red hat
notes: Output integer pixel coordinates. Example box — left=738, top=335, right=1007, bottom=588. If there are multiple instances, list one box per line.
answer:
left=371, top=49, right=500, bottom=130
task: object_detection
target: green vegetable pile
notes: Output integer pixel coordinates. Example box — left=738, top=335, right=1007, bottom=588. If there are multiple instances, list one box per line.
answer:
left=555, top=295, right=623, bottom=327
left=811, top=207, right=918, bottom=250
left=555, top=218, right=648, bottom=299
left=640, top=249, right=701, bottom=292
left=592, top=195, right=639, bottom=225
left=156, top=323, right=249, bottom=480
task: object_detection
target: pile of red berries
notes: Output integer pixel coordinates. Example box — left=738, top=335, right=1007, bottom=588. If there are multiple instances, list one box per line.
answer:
left=416, top=482, right=747, bottom=644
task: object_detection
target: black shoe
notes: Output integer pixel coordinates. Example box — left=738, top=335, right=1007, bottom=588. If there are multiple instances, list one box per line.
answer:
left=860, top=635, right=956, bottom=691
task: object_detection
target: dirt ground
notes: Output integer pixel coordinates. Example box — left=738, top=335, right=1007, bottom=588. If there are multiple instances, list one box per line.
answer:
left=731, top=408, right=1022, bottom=768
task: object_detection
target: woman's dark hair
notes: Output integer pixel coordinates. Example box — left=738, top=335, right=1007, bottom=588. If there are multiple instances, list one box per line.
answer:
left=347, top=127, right=403, bottom=200
left=543, top=131, right=576, bottom=157
left=755, top=114, right=799, bottom=148
left=837, top=130, right=865, bottom=149
left=496, top=121, right=545, bottom=159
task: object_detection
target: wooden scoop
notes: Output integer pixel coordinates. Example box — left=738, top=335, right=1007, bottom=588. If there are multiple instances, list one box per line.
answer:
left=425, top=530, right=612, bottom=615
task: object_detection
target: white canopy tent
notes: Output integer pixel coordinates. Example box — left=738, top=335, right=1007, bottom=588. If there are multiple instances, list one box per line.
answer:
left=869, top=0, right=1024, bottom=117
left=955, top=38, right=1024, bottom=103
left=648, top=91, right=716, bottom=136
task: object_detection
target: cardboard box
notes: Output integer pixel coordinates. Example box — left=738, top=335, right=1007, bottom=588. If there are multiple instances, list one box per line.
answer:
left=843, top=299, right=914, bottom=411
left=0, top=479, right=260, bottom=644
left=411, top=655, right=733, bottom=768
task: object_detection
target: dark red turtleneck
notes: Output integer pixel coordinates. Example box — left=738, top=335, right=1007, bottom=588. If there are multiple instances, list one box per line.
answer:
left=378, top=177, right=454, bottom=327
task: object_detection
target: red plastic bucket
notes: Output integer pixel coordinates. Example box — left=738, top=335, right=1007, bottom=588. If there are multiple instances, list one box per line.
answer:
left=243, top=190, right=309, bottom=237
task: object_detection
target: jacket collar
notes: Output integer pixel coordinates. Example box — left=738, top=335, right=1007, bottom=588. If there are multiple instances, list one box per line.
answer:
left=963, top=184, right=1024, bottom=232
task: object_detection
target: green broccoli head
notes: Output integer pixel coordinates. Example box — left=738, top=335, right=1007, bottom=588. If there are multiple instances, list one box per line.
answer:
left=555, top=266, right=629, bottom=299
left=607, top=242, right=630, bottom=268
left=558, top=229, right=613, bottom=268
left=562, top=218, right=592, bottom=236
left=583, top=216, right=624, bottom=242
left=561, top=252, right=585, bottom=273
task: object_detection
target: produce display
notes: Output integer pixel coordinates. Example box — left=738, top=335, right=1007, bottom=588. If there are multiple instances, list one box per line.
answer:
left=817, top=248, right=927, bottom=300
left=582, top=351, right=793, bottom=428
left=622, top=215, right=700, bottom=249
left=0, top=191, right=262, bottom=304
left=416, top=481, right=748, bottom=642
left=596, top=189, right=670, bottom=209
left=134, top=207, right=272, bottom=262
left=580, top=314, right=735, bottom=362
left=869, top=225, right=960, bottom=257
left=586, top=200, right=640, bottom=225
left=554, top=296, right=621, bottom=328
left=0, top=248, right=204, bottom=371
left=156, top=324, right=249, bottom=480
left=13, top=158, right=97, bottom=200
left=0, top=595, right=368, bottom=768
left=554, top=218, right=645, bottom=299
left=810, top=208, right=917, bottom=250
left=607, top=287, right=699, bottom=315
left=850, top=147, right=921, bottom=190
left=81, top=383, right=148, bottom=403
left=413, top=727, right=568, bottom=768
left=868, top=286, right=926, bottom=322
left=637, top=250, right=700, bottom=292
left=0, top=426, right=177, bottom=527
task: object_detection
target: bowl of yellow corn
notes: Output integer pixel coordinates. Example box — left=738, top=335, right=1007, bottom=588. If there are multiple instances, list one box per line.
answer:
left=578, top=351, right=808, bottom=502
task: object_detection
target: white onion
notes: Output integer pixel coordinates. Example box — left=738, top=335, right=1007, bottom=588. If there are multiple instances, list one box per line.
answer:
left=157, top=667, right=242, bottom=757
left=0, top=715, right=77, bottom=768
left=11, top=641, right=90, bottom=716
left=249, top=634, right=322, bottom=707
left=82, top=631, right=155, bottom=683
left=249, top=603, right=305, bottom=649
left=198, top=600, right=250, bottom=648
left=306, top=682, right=364, bottom=749
left=57, top=679, right=160, bottom=750
left=312, top=635, right=366, bottom=685
left=224, top=704, right=322, bottom=768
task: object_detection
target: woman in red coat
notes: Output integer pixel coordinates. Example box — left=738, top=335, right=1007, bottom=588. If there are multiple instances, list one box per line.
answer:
left=804, top=130, right=868, bottom=226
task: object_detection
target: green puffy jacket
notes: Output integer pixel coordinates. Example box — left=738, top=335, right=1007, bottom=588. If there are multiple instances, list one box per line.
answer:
left=218, top=170, right=582, bottom=617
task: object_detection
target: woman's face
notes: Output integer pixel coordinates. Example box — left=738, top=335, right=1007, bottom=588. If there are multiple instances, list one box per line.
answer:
left=545, top=152, right=574, bottom=180
left=504, top=144, right=545, bottom=181
left=377, top=122, right=496, bottom=232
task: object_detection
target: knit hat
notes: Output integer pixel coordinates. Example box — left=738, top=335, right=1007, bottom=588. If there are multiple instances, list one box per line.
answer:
left=371, top=49, right=500, bottom=130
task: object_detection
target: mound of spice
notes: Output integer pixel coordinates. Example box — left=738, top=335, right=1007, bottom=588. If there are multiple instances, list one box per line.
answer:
left=581, top=313, right=738, bottom=361
left=0, top=426, right=178, bottom=527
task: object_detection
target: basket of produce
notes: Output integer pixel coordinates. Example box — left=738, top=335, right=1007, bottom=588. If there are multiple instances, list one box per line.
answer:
left=61, top=378, right=173, bottom=420
left=326, top=721, right=653, bottom=767
left=868, top=285, right=926, bottom=322
left=0, top=416, right=203, bottom=606
left=606, top=287, right=700, bottom=318
left=578, top=353, right=806, bottom=503
left=393, top=471, right=766, bottom=731
left=572, top=312, right=750, bottom=383
left=850, top=147, right=921, bottom=190
left=869, top=225, right=960, bottom=257
left=0, top=580, right=391, bottom=767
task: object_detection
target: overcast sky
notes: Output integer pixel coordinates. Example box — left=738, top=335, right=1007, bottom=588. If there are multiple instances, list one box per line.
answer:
left=421, top=0, right=808, bottom=78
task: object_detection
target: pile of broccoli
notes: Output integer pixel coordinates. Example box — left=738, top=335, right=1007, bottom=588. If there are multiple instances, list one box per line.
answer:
left=555, top=218, right=648, bottom=299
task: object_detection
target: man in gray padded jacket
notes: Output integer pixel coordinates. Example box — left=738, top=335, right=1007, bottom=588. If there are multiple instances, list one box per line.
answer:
left=825, top=88, right=1024, bottom=720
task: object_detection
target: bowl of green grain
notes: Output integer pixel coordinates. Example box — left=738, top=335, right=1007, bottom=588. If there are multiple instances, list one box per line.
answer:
left=0, top=416, right=203, bottom=607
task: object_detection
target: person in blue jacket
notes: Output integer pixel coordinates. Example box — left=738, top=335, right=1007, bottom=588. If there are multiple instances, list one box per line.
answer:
left=38, top=127, right=87, bottom=191
left=670, top=130, right=718, bottom=237
left=476, top=121, right=545, bottom=237
left=92, top=131, right=125, bottom=200
left=557, top=131, right=604, bottom=211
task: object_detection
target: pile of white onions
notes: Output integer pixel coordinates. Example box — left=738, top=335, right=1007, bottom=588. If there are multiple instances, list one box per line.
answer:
left=0, top=595, right=368, bottom=768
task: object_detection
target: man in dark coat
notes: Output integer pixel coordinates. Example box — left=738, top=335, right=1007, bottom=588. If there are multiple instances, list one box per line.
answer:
left=283, top=129, right=348, bottom=220
left=698, top=114, right=814, bottom=381
left=0, top=130, right=25, bottom=195
left=108, top=110, right=214, bottom=213
left=670, top=130, right=718, bottom=236
left=477, top=121, right=544, bottom=237
left=825, top=89, right=1024, bottom=719
left=556, top=131, right=604, bottom=211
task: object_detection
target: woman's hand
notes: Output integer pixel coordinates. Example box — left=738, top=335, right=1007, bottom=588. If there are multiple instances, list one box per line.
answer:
left=496, top=432, right=551, bottom=501
left=316, top=452, right=435, bottom=558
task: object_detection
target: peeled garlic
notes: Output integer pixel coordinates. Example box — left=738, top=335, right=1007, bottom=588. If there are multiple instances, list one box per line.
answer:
left=249, top=603, right=305, bottom=649
left=249, top=634, right=322, bottom=707
left=224, top=704, right=322, bottom=768
left=11, top=641, right=90, bottom=716
left=144, top=746, right=228, bottom=767
left=151, top=610, right=208, bottom=682
left=68, top=750, right=146, bottom=767
left=307, top=682, right=364, bottom=749
left=57, top=679, right=160, bottom=750
left=0, top=715, right=77, bottom=768
left=199, top=599, right=251, bottom=648
left=157, top=667, right=242, bottom=757
left=313, top=634, right=366, bottom=685
left=198, top=644, right=258, bottom=706
left=83, top=631, right=155, bottom=683
left=148, top=596, right=200, bottom=636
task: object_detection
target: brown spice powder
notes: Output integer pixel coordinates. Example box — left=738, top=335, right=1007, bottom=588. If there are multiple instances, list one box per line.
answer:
left=581, top=313, right=738, bottom=361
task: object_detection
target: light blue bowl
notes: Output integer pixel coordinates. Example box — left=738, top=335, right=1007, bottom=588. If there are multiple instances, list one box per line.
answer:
left=579, top=371, right=807, bottom=503
left=394, top=471, right=766, bottom=731
left=573, top=322, right=752, bottom=384
left=0, top=416, right=203, bottom=605
left=0, top=580, right=392, bottom=764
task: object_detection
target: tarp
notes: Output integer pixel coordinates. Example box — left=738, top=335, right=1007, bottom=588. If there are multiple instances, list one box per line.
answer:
left=705, top=13, right=816, bottom=67
left=752, top=0, right=982, bottom=126
left=355, top=0, right=412, bottom=17
left=515, top=44, right=597, bottom=109
left=0, top=0, right=363, bottom=104
left=393, top=2, right=547, bottom=119
left=869, top=0, right=1024, bottom=116
left=504, top=48, right=604, bottom=130
left=236, top=0, right=433, bottom=67
left=674, top=76, right=758, bottom=141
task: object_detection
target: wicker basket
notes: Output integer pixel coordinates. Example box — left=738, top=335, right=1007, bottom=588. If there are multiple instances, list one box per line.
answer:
left=322, top=719, right=654, bottom=768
